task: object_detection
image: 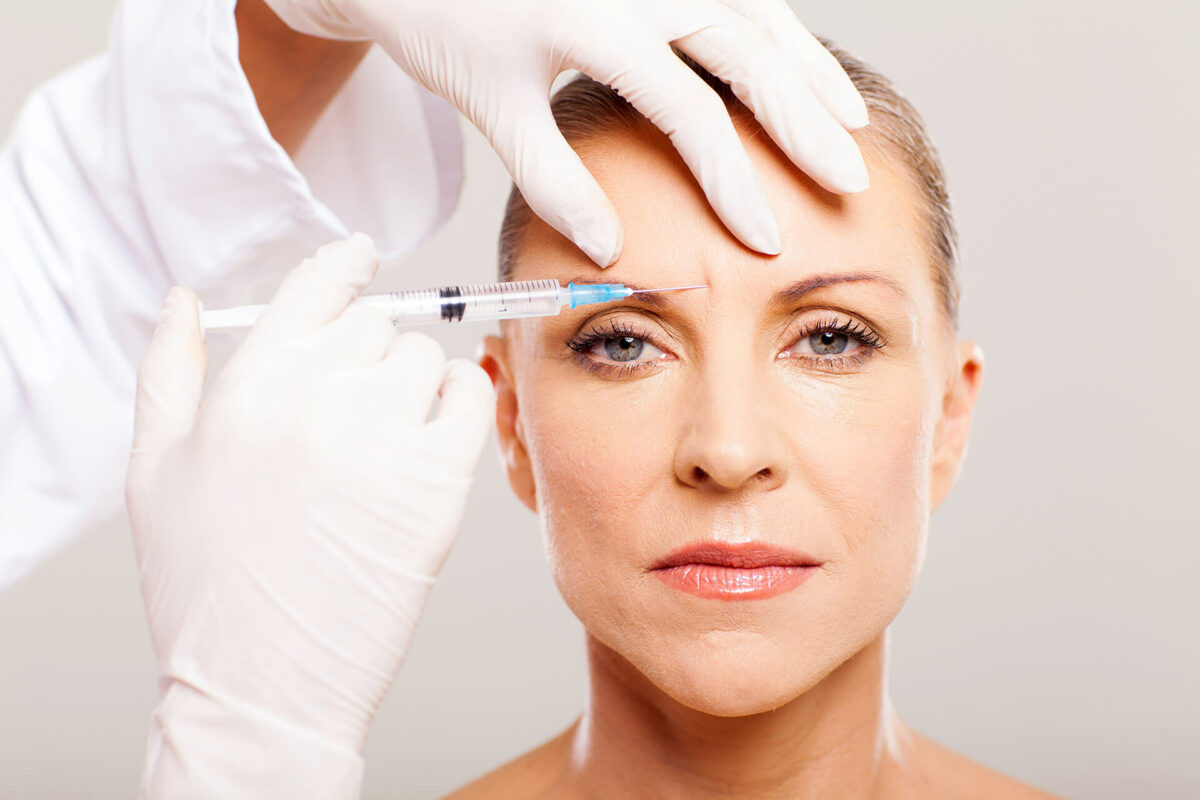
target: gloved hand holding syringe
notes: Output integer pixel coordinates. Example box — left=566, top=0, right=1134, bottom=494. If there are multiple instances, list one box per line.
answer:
left=128, top=234, right=706, bottom=798
left=200, top=279, right=707, bottom=332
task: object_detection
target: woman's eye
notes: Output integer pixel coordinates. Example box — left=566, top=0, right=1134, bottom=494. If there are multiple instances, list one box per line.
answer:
left=778, top=318, right=884, bottom=369
left=786, top=329, right=862, bottom=357
left=591, top=335, right=664, bottom=363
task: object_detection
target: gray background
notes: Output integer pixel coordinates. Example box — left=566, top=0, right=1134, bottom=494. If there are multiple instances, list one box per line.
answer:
left=2, top=1, right=1197, bottom=798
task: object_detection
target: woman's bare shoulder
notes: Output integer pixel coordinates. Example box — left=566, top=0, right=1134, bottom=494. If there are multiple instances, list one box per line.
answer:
left=908, top=730, right=1066, bottom=800
left=441, top=727, right=574, bottom=800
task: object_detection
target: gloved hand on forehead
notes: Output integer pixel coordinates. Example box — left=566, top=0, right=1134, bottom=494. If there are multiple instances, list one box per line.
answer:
left=127, top=234, right=494, bottom=797
left=262, top=0, right=870, bottom=266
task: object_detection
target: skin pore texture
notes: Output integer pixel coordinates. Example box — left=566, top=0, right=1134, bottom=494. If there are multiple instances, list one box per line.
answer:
left=465, top=118, right=1064, bottom=800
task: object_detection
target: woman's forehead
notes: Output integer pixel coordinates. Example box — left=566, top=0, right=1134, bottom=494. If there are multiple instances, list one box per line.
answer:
left=513, top=126, right=936, bottom=315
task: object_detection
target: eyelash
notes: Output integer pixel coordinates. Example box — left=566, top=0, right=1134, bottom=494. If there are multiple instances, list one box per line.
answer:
left=781, top=315, right=887, bottom=373
left=565, top=320, right=659, bottom=379
left=565, top=315, right=887, bottom=378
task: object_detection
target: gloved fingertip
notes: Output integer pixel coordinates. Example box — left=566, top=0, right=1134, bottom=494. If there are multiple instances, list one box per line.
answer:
left=742, top=212, right=782, bottom=256
left=345, top=232, right=381, bottom=287
left=160, top=286, right=183, bottom=323
left=314, top=233, right=378, bottom=279
left=834, top=146, right=871, bottom=194
left=347, top=231, right=377, bottom=255
left=158, top=287, right=202, bottom=339
left=572, top=218, right=623, bottom=268
left=254, top=236, right=384, bottom=344
left=840, top=95, right=870, bottom=131
left=135, top=287, right=208, bottom=454
left=606, top=223, right=624, bottom=268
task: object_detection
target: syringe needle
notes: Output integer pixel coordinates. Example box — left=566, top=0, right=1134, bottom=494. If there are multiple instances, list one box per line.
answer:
left=628, top=285, right=708, bottom=295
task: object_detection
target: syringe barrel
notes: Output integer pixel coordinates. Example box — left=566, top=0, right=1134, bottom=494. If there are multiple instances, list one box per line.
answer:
left=369, top=279, right=566, bottom=325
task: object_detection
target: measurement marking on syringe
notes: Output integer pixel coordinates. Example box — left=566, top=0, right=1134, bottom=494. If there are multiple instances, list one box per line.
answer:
left=202, top=280, right=702, bottom=330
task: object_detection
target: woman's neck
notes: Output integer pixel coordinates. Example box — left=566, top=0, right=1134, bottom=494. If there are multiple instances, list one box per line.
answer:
left=561, top=630, right=918, bottom=799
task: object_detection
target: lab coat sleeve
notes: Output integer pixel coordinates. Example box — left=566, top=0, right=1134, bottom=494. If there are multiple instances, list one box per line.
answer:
left=0, top=0, right=463, bottom=588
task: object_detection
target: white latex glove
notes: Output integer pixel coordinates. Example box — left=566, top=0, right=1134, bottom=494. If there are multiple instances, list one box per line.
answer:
left=263, top=0, right=870, bottom=266
left=127, top=234, right=494, bottom=798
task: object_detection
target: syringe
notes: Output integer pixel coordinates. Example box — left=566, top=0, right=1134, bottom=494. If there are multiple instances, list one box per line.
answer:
left=200, top=280, right=706, bottom=332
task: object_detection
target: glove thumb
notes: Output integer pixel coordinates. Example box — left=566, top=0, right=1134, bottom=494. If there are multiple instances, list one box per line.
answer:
left=130, top=287, right=209, bottom=464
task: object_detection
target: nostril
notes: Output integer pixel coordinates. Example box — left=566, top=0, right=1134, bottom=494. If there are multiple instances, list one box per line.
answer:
left=689, top=466, right=773, bottom=485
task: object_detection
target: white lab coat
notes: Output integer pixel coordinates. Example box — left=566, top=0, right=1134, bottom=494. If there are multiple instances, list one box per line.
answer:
left=0, top=0, right=463, bottom=588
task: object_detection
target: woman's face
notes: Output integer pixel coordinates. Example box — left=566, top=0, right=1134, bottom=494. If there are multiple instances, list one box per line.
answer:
left=482, top=124, right=983, bottom=717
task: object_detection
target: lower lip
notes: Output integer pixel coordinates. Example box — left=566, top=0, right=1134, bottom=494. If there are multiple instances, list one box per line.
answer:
left=653, top=564, right=819, bottom=600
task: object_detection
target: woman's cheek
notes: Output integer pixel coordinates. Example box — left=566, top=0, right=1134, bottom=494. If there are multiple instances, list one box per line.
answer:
left=834, top=387, right=937, bottom=615
left=521, top=377, right=670, bottom=590
left=784, top=367, right=934, bottom=583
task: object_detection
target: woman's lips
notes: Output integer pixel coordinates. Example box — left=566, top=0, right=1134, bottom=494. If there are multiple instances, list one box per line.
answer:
left=651, top=541, right=822, bottom=601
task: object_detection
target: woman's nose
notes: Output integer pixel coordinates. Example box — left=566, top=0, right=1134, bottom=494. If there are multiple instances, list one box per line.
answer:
left=673, top=366, right=789, bottom=493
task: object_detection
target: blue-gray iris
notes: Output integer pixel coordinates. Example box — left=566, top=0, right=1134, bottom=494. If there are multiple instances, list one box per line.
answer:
left=604, top=336, right=644, bottom=362
left=811, top=332, right=849, bottom=355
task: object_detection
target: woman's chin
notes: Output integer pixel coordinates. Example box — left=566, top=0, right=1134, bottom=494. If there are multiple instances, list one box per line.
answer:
left=632, top=632, right=833, bottom=718
left=676, top=685, right=803, bottom=718
left=657, top=663, right=818, bottom=718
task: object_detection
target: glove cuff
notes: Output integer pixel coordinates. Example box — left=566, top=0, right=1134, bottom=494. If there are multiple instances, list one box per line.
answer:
left=140, top=678, right=365, bottom=799
left=260, top=0, right=372, bottom=41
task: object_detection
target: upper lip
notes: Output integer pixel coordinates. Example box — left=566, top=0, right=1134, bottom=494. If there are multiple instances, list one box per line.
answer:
left=651, top=541, right=823, bottom=570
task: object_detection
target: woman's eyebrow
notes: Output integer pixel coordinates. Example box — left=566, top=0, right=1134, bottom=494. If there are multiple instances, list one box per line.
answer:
left=777, top=272, right=911, bottom=305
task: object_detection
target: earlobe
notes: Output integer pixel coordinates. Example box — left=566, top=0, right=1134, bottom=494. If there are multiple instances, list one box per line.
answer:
left=929, top=341, right=985, bottom=511
left=479, top=335, right=538, bottom=512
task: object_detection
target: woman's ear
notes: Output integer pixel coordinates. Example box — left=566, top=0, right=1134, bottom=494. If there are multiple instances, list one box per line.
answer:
left=929, top=341, right=985, bottom=511
left=479, top=334, right=537, bottom=512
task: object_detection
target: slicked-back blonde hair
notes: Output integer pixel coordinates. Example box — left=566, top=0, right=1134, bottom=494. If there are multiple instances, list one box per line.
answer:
left=498, top=39, right=959, bottom=330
